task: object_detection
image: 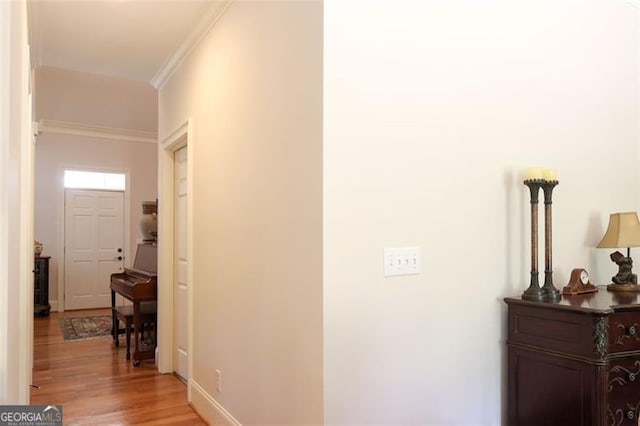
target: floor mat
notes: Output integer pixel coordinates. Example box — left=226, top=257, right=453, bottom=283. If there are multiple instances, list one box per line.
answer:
left=59, top=315, right=112, bottom=341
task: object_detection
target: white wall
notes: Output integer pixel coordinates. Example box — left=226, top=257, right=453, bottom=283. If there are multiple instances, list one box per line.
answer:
left=159, top=1, right=640, bottom=424
left=324, top=1, right=639, bottom=424
left=159, top=1, right=323, bottom=424
left=33, top=67, right=158, bottom=308
left=35, top=66, right=157, bottom=132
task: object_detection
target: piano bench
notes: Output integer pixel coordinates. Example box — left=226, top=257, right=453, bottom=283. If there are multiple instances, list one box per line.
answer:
left=112, top=302, right=157, bottom=361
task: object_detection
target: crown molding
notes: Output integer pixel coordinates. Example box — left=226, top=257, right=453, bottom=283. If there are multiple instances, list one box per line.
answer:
left=151, top=0, right=233, bottom=89
left=37, top=120, right=157, bottom=144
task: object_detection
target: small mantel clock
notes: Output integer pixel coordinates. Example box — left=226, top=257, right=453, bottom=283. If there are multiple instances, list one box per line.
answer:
left=562, top=268, right=598, bottom=295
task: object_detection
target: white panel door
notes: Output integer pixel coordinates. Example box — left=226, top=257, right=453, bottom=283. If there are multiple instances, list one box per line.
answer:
left=174, top=146, right=188, bottom=380
left=64, top=189, right=124, bottom=310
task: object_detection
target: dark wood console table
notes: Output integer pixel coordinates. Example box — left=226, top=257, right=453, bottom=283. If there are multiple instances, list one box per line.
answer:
left=34, top=256, right=51, bottom=316
left=505, top=288, right=640, bottom=426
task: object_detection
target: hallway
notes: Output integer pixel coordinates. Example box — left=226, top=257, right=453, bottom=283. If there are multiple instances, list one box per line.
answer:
left=30, top=309, right=205, bottom=425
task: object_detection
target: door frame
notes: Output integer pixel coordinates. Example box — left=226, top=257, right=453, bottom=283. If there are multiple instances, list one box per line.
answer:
left=57, top=167, right=131, bottom=312
left=157, top=119, right=193, bottom=401
left=1, top=0, right=33, bottom=402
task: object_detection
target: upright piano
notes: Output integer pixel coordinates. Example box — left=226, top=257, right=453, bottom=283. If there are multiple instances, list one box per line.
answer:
left=110, top=243, right=157, bottom=366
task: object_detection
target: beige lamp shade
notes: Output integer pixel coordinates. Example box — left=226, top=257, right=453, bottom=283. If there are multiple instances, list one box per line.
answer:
left=597, top=212, right=640, bottom=248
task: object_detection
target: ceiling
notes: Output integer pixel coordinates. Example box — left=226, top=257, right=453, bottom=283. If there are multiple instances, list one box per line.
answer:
left=28, top=0, right=216, bottom=84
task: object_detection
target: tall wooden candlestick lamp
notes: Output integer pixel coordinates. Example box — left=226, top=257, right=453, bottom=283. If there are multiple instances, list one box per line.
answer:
left=522, top=168, right=561, bottom=301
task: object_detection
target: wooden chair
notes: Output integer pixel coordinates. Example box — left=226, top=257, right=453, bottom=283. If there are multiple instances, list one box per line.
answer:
left=112, top=301, right=157, bottom=361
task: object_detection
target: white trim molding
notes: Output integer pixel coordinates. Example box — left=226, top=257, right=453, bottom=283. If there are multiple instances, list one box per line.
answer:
left=18, top=41, right=34, bottom=402
left=151, top=1, right=232, bottom=89
left=191, top=380, right=242, bottom=426
left=37, top=120, right=157, bottom=144
left=0, top=0, right=12, bottom=404
left=0, top=0, right=33, bottom=404
left=26, top=0, right=40, bottom=69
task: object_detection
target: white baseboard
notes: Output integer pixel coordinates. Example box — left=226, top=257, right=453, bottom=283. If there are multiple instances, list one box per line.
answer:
left=49, top=300, right=58, bottom=312
left=191, top=379, right=241, bottom=426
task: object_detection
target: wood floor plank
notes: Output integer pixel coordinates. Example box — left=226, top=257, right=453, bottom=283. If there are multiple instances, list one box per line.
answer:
left=31, top=309, right=206, bottom=425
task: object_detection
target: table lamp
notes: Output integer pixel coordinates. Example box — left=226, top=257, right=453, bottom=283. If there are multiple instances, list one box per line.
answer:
left=597, top=212, right=640, bottom=291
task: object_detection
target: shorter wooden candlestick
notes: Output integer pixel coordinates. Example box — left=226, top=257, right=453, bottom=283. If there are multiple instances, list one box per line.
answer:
left=522, top=179, right=545, bottom=301
left=541, top=180, right=560, bottom=301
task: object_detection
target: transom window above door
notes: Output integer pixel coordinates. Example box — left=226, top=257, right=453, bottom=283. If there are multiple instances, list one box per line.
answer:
left=64, top=170, right=125, bottom=191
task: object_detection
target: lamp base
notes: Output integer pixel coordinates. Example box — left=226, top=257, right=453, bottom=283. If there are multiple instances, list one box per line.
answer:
left=607, top=283, right=640, bottom=292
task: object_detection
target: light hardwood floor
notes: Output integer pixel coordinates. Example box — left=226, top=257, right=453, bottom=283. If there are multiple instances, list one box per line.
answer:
left=31, top=308, right=206, bottom=425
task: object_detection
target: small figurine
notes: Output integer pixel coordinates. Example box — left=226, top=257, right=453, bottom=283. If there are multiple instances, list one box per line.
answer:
left=610, top=251, right=638, bottom=285
left=34, top=240, right=43, bottom=257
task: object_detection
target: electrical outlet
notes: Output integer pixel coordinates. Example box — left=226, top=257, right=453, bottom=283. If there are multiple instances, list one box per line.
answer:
left=215, top=369, right=222, bottom=393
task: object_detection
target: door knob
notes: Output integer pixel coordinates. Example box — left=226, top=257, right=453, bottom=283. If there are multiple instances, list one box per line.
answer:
left=115, top=256, right=123, bottom=261
left=117, top=248, right=122, bottom=253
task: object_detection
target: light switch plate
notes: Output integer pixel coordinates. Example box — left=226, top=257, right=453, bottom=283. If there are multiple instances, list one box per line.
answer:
left=384, top=247, right=421, bottom=276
